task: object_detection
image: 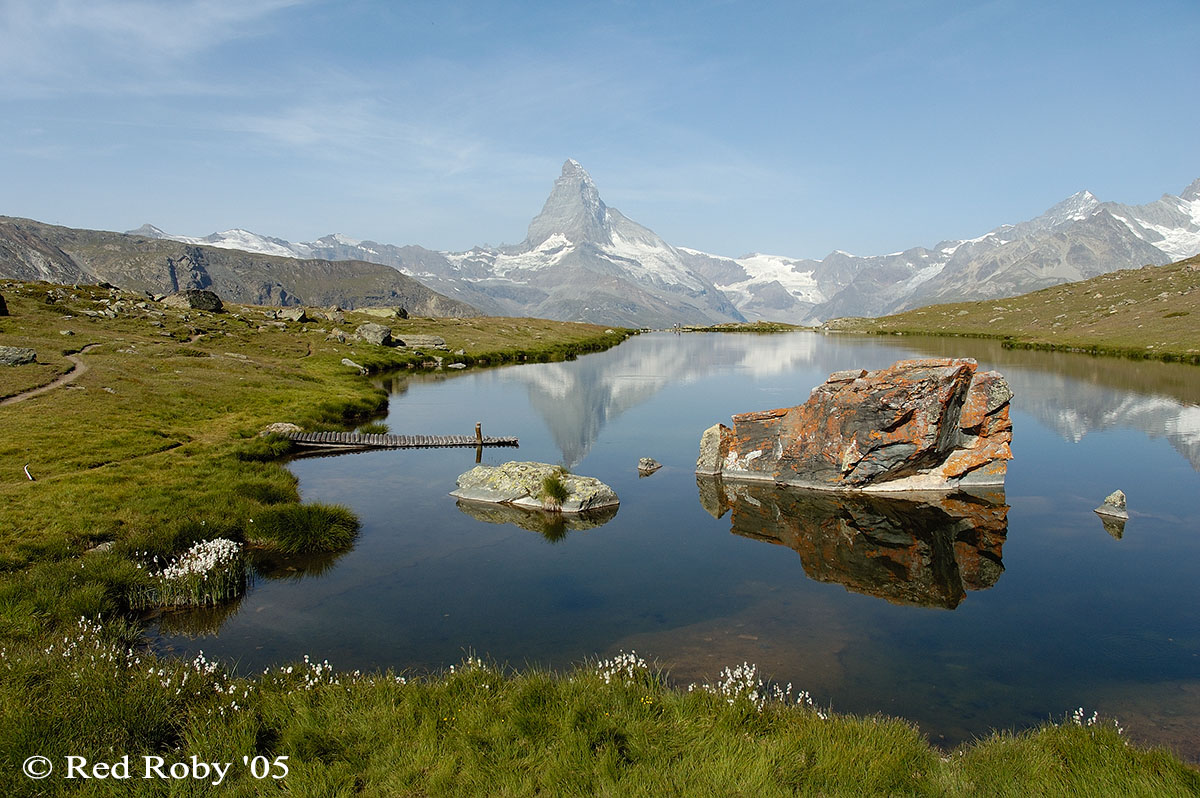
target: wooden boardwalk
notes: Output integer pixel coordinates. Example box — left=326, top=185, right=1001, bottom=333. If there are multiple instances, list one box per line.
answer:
left=286, top=431, right=518, bottom=450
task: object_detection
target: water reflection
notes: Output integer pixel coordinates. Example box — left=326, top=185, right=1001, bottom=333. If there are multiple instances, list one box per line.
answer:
left=879, top=337, right=1200, bottom=471
left=454, top=499, right=619, bottom=542
left=697, top=476, right=1008, bottom=609
left=505, top=333, right=820, bottom=465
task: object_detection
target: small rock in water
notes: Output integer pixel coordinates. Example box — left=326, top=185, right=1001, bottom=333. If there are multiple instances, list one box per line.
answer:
left=1094, top=489, right=1129, bottom=519
left=637, top=457, right=662, bottom=475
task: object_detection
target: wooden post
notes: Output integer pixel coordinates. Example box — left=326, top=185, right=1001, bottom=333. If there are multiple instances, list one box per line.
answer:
left=475, top=422, right=482, bottom=445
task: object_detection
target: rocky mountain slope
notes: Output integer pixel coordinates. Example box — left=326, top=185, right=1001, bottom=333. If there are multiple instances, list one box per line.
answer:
left=0, top=216, right=478, bottom=316
left=680, top=179, right=1200, bottom=322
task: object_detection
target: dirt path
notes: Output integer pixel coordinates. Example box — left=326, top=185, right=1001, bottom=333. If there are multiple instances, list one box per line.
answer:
left=0, top=344, right=99, bottom=406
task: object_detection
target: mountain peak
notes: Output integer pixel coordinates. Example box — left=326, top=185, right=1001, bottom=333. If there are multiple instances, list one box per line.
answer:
left=1181, top=177, right=1200, bottom=202
left=523, top=159, right=610, bottom=248
left=126, top=223, right=169, bottom=238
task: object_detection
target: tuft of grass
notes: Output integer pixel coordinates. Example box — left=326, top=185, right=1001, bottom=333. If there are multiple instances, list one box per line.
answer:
left=234, top=432, right=295, bottom=462
left=540, top=468, right=570, bottom=510
left=248, top=503, right=360, bottom=553
left=356, top=421, right=390, bottom=435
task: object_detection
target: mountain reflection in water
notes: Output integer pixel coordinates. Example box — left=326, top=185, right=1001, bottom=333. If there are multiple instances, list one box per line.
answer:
left=697, top=476, right=1008, bottom=609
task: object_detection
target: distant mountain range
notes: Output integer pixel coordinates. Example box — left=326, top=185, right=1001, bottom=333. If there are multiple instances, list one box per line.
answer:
left=5, top=161, right=1199, bottom=326
left=130, top=162, right=1200, bottom=326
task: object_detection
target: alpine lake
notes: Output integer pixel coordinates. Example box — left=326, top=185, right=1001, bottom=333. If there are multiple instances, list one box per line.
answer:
left=150, top=331, right=1200, bottom=761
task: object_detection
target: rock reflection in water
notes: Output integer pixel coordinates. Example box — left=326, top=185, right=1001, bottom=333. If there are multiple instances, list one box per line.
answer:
left=697, top=476, right=1008, bottom=609
left=454, top=499, right=619, bottom=542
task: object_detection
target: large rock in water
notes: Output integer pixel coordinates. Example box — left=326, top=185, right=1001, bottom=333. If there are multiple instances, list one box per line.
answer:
left=451, top=461, right=619, bottom=513
left=697, top=358, right=1013, bottom=491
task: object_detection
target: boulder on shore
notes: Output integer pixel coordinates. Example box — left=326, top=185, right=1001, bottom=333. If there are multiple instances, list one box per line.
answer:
left=451, top=461, right=619, bottom=514
left=0, top=345, right=37, bottom=366
left=697, top=358, right=1014, bottom=492
left=161, top=289, right=223, bottom=312
left=354, top=323, right=392, bottom=346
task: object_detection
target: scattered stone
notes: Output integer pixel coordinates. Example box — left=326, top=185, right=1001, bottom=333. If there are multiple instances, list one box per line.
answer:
left=259, top=422, right=303, bottom=437
left=59, top=329, right=74, bottom=336
left=697, top=358, right=1014, bottom=492
left=454, top=349, right=465, bottom=356
left=278, top=307, right=307, bottom=322
left=354, top=323, right=392, bottom=346
left=325, top=330, right=348, bottom=344
left=324, top=307, right=345, bottom=324
left=451, top=461, right=619, bottom=514
left=637, top=457, right=662, bottom=475
left=0, top=346, right=37, bottom=366
left=161, top=289, right=223, bottom=312
left=341, top=357, right=368, bottom=374
left=1094, top=489, right=1129, bottom=519
left=357, top=307, right=402, bottom=319
left=447, top=363, right=467, bottom=370
left=395, top=334, right=448, bottom=350
left=87, top=541, right=115, bottom=554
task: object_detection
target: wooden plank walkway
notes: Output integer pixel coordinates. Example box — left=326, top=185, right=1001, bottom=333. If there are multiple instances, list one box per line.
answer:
left=286, top=431, right=518, bottom=450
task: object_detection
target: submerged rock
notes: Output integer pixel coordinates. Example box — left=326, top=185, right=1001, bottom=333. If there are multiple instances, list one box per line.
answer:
left=451, top=461, right=619, bottom=514
left=697, top=358, right=1013, bottom=492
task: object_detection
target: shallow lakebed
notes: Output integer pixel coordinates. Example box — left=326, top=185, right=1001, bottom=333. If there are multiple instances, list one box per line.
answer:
left=151, top=331, right=1200, bottom=760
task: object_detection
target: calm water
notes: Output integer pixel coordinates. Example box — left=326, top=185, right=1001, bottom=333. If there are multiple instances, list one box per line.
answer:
left=152, top=332, right=1200, bottom=759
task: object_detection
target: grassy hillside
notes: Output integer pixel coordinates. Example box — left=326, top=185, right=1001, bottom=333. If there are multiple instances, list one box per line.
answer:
left=822, top=256, right=1200, bottom=363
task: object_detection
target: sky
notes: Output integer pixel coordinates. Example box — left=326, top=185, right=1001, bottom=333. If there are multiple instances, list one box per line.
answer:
left=1, top=0, right=1198, bottom=260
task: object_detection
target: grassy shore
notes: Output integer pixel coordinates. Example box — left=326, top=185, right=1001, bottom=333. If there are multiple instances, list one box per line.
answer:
left=1, top=279, right=1197, bottom=795
left=822, top=256, right=1200, bottom=363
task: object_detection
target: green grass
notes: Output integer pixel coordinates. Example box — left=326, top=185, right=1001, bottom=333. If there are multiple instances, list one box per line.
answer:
left=821, top=256, right=1200, bottom=364
left=248, top=502, right=360, bottom=553
left=356, top=420, right=390, bottom=435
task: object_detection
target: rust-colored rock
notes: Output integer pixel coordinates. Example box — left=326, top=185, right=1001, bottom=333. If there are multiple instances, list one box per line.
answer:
left=697, top=358, right=1013, bottom=492
left=698, top=476, right=1008, bottom=609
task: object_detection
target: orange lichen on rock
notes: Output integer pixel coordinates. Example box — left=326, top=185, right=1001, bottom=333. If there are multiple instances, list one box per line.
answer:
left=696, top=358, right=1013, bottom=492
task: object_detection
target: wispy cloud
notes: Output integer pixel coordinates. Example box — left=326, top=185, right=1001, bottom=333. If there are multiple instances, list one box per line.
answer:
left=0, top=0, right=309, bottom=97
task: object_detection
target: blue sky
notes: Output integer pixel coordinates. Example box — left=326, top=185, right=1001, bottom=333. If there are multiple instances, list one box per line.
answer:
left=1, top=0, right=1197, bottom=259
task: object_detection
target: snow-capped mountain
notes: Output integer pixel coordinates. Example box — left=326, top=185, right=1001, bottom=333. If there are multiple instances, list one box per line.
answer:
left=134, top=161, right=743, bottom=327
left=679, top=178, right=1200, bottom=322
left=137, top=170, right=1200, bottom=326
